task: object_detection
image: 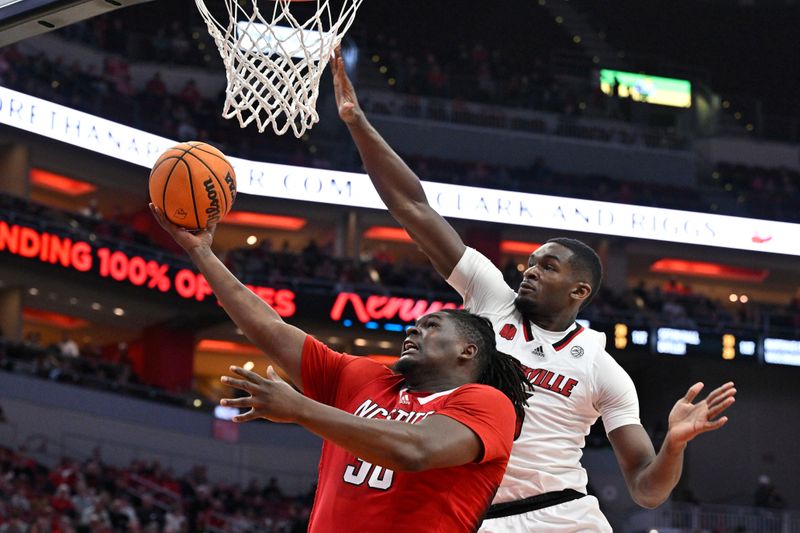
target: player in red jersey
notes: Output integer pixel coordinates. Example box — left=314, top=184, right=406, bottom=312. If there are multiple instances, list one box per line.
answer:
left=150, top=204, right=532, bottom=532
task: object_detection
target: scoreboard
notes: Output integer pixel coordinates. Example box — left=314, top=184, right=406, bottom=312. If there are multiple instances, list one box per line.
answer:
left=605, top=322, right=799, bottom=367
left=599, top=69, right=692, bottom=108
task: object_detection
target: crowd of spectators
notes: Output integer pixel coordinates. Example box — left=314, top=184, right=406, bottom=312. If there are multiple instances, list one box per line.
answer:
left=224, top=234, right=800, bottom=337
left=54, top=3, right=585, bottom=115
left=359, top=89, right=687, bottom=150
left=3, top=0, right=688, bottom=152
left=0, top=45, right=304, bottom=168
left=57, top=14, right=210, bottom=70
left=707, top=162, right=800, bottom=224
left=754, top=475, right=786, bottom=511
left=357, top=34, right=594, bottom=118
left=0, top=193, right=192, bottom=286
left=397, top=155, right=709, bottom=213
left=582, top=280, right=770, bottom=334
left=0, top=331, right=194, bottom=409
left=56, top=0, right=666, bottom=131
left=224, top=238, right=451, bottom=296
left=0, top=446, right=312, bottom=531
left=497, top=259, right=798, bottom=336
left=5, top=40, right=790, bottom=223
left=5, top=24, right=798, bottom=222
left=572, top=0, right=800, bottom=144
left=1, top=194, right=157, bottom=251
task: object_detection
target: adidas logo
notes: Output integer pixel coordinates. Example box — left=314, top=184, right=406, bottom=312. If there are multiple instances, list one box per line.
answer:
left=532, top=345, right=545, bottom=358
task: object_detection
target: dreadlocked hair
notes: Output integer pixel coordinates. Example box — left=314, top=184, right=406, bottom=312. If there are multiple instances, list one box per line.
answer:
left=439, top=309, right=532, bottom=430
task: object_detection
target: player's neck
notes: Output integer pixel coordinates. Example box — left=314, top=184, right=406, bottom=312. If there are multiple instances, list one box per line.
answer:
left=527, top=308, right=578, bottom=333
left=403, top=373, right=470, bottom=393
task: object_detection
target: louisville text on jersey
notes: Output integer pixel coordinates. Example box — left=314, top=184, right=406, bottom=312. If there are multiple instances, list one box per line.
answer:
left=520, top=363, right=579, bottom=397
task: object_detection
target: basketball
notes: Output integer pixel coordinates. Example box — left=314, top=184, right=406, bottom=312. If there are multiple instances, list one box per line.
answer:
left=148, top=141, right=237, bottom=230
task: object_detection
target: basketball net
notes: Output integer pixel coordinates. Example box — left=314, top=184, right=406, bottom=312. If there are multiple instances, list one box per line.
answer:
left=195, top=0, right=364, bottom=137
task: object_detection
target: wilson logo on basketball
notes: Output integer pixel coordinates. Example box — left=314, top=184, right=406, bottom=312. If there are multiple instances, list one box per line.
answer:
left=225, top=172, right=236, bottom=201
left=499, top=324, right=517, bottom=340
left=203, top=177, right=222, bottom=224
left=173, top=208, right=188, bottom=219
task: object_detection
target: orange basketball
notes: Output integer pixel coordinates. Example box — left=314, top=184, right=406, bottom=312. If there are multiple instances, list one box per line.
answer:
left=149, top=141, right=237, bottom=230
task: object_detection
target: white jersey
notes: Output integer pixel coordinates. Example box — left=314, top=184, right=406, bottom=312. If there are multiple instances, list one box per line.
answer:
left=448, top=248, right=641, bottom=503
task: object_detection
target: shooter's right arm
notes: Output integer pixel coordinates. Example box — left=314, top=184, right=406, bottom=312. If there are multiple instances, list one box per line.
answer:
left=150, top=204, right=306, bottom=388
left=332, top=50, right=466, bottom=278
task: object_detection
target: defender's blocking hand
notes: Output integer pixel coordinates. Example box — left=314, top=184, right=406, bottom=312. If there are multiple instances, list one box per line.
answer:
left=331, top=46, right=362, bottom=124
left=666, top=381, right=736, bottom=448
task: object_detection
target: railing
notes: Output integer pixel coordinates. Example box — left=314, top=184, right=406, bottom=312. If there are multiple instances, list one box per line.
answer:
left=9, top=429, right=316, bottom=496
left=124, top=474, right=230, bottom=533
left=360, top=88, right=689, bottom=151
left=125, top=473, right=238, bottom=533
left=59, top=431, right=315, bottom=495
left=627, top=502, right=800, bottom=533
left=0, top=419, right=19, bottom=451
left=0, top=346, right=198, bottom=409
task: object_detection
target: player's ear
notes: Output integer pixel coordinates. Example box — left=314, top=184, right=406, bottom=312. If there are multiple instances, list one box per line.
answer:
left=571, top=281, right=592, bottom=304
left=459, top=343, right=479, bottom=363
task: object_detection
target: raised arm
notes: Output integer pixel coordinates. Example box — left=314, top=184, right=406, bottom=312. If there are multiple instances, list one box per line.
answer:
left=221, top=366, right=485, bottom=471
left=608, top=381, right=736, bottom=508
left=331, top=49, right=465, bottom=278
left=150, top=204, right=306, bottom=388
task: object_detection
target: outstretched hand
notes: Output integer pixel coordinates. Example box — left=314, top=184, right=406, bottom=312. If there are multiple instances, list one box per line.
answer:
left=220, top=365, right=305, bottom=424
left=149, top=203, right=215, bottom=254
left=667, top=381, right=736, bottom=447
left=331, top=46, right=362, bottom=124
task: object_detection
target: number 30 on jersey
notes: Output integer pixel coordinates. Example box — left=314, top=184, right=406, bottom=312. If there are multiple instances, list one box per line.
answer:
left=343, top=458, right=394, bottom=490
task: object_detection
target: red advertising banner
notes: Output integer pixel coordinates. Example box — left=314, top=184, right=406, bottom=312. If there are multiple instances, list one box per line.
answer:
left=0, top=221, right=296, bottom=317
left=0, top=220, right=465, bottom=328
left=330, top=292, right=460, bottom=323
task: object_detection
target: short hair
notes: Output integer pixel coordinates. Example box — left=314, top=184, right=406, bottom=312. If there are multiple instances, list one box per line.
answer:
left=439, top=309, right=531, bottom=430
left=546, top=237, right=603, bottom=309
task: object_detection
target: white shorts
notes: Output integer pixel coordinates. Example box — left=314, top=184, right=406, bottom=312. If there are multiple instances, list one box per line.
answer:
left=479, top=495, right=612, bottom=533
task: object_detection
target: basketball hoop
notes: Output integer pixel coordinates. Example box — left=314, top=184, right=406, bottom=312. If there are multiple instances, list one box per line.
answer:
left=195, top=0, right=364, bottom=137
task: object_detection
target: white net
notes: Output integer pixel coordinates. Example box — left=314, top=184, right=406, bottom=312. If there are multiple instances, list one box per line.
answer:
left=195, top=0, right=364, bottom=137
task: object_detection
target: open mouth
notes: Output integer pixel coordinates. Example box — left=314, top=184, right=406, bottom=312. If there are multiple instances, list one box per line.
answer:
left=401, top=340, right=419, bottom=355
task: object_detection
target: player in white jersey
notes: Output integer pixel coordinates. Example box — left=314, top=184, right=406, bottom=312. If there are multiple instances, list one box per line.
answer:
left=331, top=49, right=738, bottom=532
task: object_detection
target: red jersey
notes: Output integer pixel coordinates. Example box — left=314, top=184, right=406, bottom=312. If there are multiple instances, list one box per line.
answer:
left=301, top=335, right=516, bottom=533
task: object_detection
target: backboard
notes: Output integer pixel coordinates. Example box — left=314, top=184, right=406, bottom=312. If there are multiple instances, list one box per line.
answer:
left=0, top=0, right=154, bottom=47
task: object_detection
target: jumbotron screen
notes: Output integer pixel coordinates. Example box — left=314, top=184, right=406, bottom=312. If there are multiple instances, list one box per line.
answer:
left=599, top=69, right=692, bottom=108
